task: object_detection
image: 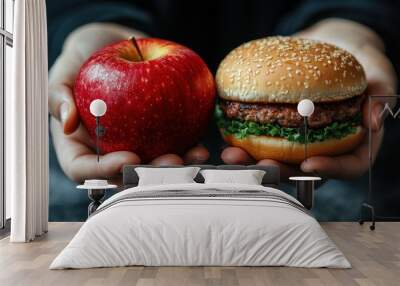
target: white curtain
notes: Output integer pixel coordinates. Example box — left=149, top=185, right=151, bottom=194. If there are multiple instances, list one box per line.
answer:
left=8, top=0, right=49, bottom=242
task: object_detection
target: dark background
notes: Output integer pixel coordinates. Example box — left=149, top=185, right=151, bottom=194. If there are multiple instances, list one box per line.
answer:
left=46, top=0, right=400, bottom=221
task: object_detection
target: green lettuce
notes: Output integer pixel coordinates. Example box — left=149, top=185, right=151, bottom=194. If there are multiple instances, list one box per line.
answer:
left=215, top=104, right=361, bottom=144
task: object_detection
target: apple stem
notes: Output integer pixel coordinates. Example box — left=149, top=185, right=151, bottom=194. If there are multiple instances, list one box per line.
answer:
left=130, top=36, right=144, bottom=61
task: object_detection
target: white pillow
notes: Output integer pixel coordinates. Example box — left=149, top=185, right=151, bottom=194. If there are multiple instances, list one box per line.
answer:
left=200, top=169, right=266, bottom=185
left=135, top=167, right=201, bottom=186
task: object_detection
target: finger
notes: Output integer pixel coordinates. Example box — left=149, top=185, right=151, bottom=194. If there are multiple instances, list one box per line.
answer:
left=300, top=155, right=364, bottom=180
left=362, top=80, right=396, bottom=131
left=300, top=128, right=383, bottom=179
left=183, top=145, right=209, bottom=164
left=68, top=151, right=141, bottom=182
left=221, top=147, right=255, bottom=165
left=150, top=154, right=184, bottom=166
left=49, top=49, right=86, bottom=134
left=362, top=100, right=383, bottom=131
left=256, top=159, right=305, bottom=180
left=49, top=84, right=80, bottom=134
left=51, top=117, right=140, bottom=182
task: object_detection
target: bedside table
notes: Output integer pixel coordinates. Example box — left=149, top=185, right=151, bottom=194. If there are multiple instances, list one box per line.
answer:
left=289, top=176, right=321, bottom=210
left=77, top=183, right=117, bottom=216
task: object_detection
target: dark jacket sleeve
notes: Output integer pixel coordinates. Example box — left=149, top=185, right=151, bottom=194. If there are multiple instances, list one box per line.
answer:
left=275, top=0, right=400, bottom=80
left=46, top=0, right=154, bottom=67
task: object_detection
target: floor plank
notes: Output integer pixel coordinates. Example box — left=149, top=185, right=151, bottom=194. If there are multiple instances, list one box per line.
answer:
left=0, top=222, right=399, bottom=286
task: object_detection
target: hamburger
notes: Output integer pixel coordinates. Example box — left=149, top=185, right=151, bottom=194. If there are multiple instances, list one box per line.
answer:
left=215, top=36, right=366, bottom=164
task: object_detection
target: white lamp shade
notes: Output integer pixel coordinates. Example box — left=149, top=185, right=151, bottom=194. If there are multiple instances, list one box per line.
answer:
left=297, top=99, right=315, bottom=117
left=90, top=99, right=107, bottom=117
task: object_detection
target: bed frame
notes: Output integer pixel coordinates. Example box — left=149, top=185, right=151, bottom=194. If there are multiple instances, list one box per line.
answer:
left=122, top=164, right=280, bottom=189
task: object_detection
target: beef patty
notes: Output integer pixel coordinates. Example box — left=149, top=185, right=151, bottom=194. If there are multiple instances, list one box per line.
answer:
left=220, top=95, right=364, bottom=128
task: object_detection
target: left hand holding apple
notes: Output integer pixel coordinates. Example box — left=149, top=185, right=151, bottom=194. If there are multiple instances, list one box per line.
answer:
left=49, top=23, right=210, bottom=183
left=221, top=19, right=397, bottom=180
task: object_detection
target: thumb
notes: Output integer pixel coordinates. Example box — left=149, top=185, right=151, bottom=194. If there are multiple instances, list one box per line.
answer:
left=362, top=80, right=396, bottom=131
left=49, top=84, right=80, bottom=134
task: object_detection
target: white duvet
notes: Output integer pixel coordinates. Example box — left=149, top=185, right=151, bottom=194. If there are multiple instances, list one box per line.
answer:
left=50, top=183, right=350, bottom=269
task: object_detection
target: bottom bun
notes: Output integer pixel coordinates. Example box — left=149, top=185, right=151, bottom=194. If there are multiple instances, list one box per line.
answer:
left=221, top=126, right=365, bottom=164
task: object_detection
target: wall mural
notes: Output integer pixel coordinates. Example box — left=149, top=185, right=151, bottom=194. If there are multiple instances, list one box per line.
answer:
left=46, top=4, right=399, bottom=223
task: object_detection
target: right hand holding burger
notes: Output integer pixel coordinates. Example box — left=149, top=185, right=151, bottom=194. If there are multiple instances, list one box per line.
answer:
left=219, top=19, right=397, bottom=180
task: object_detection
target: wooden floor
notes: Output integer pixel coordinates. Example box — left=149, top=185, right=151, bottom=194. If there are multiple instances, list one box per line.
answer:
left=1, top=222, right=399, bottom=286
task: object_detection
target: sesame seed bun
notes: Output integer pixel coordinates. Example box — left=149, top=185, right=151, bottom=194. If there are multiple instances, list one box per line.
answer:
left=220, top=126, right=365, bottom=164
left=216, top=36, right=367, bottom=103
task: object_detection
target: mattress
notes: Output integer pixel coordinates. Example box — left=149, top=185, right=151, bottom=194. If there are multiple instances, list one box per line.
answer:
left=50, top=183, right=350, bottom=269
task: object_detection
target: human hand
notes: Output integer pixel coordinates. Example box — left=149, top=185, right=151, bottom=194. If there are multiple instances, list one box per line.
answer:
left=221, top=19, right=397, bottom=180
left=49, top=23, right=209, bottom=183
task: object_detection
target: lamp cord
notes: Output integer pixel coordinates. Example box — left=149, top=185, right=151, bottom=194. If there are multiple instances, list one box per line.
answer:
left=96, top=116, right=100, bottom=162
left=304, top=116, right=308, bottom=161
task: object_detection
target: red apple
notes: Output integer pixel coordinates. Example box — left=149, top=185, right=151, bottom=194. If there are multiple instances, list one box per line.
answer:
left=74, top=38, right=216, bottom=162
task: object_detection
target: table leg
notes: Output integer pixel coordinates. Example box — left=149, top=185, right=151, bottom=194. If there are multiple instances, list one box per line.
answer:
left=87, top=189, right=106, bottom=217
left=296, top=181, right=314, bottom=210
left=359, top=203, right=376, bottom=230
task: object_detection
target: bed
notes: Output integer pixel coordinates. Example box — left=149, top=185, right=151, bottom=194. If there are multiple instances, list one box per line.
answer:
left=50, top=165, right=350, bottom=269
